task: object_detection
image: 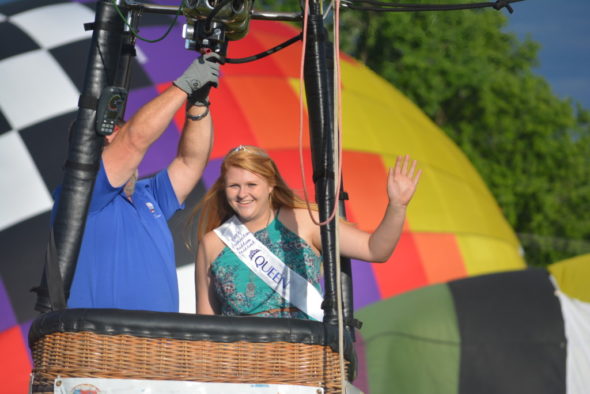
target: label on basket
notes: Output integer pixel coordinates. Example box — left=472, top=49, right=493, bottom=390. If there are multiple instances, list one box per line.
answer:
left=53, top=377, right=324, bottom=393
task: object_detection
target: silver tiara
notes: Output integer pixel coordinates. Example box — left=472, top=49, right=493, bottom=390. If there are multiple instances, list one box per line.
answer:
left=226, top=145, right=269, bottom=157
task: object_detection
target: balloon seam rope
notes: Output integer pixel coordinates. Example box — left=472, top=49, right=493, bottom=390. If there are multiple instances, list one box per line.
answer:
left=333, top=0, right=346, bottom=388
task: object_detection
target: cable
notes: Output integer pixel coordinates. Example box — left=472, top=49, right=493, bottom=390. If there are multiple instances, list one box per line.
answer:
left=113, top=0, right=300, bottom=63
left=331, top=0, right=347, bottom=388
left=298, top=0, right=315, bottom=224
left=341, top=0, right=523, bottom=13
left=225, top=33, right=303, bottom=63
left=112, top=0, right=184, bottom=43
left=323, top=0, right=334, bottom=19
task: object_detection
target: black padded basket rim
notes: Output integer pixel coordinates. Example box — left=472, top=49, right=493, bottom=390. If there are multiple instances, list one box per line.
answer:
left=29, top=308, right=356, bottom=362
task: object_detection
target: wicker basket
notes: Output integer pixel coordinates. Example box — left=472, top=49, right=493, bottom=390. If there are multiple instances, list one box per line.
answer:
left=29, top=309, right=355, bottom=393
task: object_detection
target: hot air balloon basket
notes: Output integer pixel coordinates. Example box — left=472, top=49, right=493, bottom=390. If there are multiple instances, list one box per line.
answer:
left=28, top=309, right=355, bottom=394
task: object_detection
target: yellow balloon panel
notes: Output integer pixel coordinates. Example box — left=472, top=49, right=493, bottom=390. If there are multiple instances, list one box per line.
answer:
left=341, top=60, right=489, bottom=187
left=342, top=61, right=485, bottom=178
left=339, top=57, right=523, bottom=254
left=410, top=166, right=518, bottom=239
left=457, top=234, right=525, bottom=275
left=549, top=254, right=590, bottom=302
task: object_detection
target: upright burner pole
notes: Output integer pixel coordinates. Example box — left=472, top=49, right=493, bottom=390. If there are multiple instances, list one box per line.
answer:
left=35, top=0, right=127, bottom=312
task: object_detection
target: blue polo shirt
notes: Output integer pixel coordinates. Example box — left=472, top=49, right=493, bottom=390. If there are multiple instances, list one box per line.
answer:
left=54, top=160, right=183, bottom=312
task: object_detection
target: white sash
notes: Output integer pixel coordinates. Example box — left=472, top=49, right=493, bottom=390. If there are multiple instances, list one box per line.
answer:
left=214, top=215, right=324, bottom=321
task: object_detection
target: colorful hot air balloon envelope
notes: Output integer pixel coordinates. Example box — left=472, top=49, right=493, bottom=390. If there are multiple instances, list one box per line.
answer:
left=1, top=0, right=527, bottom=392
left=355, top=255, right=590, bottom=394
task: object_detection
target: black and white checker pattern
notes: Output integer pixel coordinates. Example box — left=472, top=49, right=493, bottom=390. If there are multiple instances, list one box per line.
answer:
left=0, top=0, right=97, bottom=323
left=0, top=1, right=93, bottom=231
left=0, top=0, right=187, bottom=322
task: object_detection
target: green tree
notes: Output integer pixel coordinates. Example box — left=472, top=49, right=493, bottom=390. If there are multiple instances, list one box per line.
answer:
left=336, top=5, right=590, bottom=266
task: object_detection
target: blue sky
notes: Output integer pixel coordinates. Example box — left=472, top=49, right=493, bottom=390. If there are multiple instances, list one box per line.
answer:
left=504, top=0, right=590, bottom=109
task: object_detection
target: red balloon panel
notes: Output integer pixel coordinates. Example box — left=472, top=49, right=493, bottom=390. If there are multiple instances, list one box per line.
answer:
left=209, top=81, right=262, bottom=157
left=374, top=232, right=429, bottom=298
left=266, top=148, right=316, bottom=201
left=0, top=326, right=31, bottom=394
left=225, top=21, right=295, bottom=78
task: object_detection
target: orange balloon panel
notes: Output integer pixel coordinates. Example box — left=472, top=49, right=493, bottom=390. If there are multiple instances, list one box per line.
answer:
left=341, top=151, right=391, bottom=232
left=210, top=82, right=262, bottom=155
left=235, top=21, right=305, bottom=78
left=413, top=233, right=467, bottom=283
left=219, top=75, right=308, bottom=150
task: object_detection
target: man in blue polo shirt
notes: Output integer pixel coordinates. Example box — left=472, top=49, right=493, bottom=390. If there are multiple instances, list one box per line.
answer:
left=55, top=53, right=221, bottom=312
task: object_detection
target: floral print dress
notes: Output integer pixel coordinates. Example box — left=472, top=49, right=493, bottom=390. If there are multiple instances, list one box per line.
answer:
left=211, top=216, right=322, bottom=319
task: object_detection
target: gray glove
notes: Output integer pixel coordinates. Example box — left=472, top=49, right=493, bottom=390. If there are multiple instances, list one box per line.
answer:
left=173, top=52, right=220, bottom=105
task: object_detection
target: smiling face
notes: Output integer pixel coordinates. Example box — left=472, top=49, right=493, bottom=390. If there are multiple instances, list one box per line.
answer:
left=224, top=166, right=274, bottom=228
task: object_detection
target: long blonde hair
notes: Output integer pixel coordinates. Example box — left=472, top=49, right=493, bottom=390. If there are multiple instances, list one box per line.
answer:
left=192, top=146, right=313, bottom=240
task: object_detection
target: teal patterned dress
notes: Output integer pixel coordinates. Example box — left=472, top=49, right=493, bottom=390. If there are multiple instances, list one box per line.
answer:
left=211, top=215, right=322, bottom=319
